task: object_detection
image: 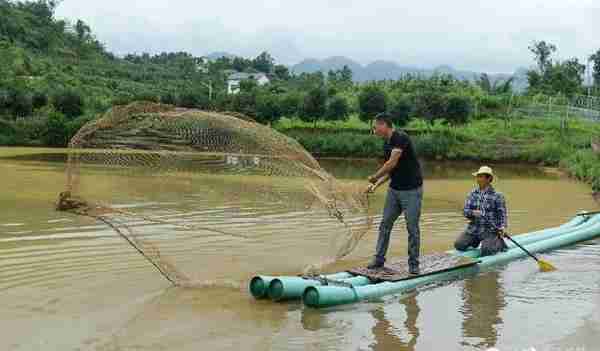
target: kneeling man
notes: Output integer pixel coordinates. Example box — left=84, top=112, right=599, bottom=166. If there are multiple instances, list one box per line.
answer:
left=455, top=166, right=508, bottom=256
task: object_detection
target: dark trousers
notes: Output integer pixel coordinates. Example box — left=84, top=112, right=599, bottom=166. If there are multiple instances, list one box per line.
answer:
left=454, top=230, right=508, bottom=257
left=374, top=186, right=423, bottom=269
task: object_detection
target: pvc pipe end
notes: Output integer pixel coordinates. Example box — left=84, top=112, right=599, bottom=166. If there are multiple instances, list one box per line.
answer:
left=268, top=279, right=284, bottom=301
left=249, top=276, right=267, bottom=299
left=303, top=287, right=320, bottom=307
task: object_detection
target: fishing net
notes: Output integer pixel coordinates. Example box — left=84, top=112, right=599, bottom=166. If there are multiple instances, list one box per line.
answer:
left=57, top=102, right=373, bottom=286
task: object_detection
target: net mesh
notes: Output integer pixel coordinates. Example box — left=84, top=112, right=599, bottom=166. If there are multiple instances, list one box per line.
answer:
left=57, top=102, right=373, bottom=286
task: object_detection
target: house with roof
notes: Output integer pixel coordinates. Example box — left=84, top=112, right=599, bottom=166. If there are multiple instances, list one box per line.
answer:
left=227, top=72, right=270, bottom=94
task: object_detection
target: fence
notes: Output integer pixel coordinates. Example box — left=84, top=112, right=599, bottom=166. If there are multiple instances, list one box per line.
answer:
left=509, top=94, right=600, bottom=123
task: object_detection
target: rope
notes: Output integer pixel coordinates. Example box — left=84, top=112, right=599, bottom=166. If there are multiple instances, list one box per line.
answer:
left=94, top=215, right=177, bottom=286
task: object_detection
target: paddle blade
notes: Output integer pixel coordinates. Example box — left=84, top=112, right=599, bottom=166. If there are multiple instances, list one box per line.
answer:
left=538, top=259, right=557, bottom=272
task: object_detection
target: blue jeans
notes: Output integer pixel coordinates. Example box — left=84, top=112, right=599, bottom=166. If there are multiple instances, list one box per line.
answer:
left=374, top=186, right=423, bottom=269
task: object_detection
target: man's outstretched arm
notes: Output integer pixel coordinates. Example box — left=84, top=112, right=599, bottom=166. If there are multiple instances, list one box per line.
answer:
left=369, top=148, right=402, bottom=183
left=366, top=174, right=390, bottom=193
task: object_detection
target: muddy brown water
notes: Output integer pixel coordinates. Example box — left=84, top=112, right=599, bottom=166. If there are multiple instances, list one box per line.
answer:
left=1, top=147, right=599, bottom=351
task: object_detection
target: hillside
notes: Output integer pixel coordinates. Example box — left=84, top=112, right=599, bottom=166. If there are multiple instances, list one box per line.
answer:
left=0, top=1, right=213, bottom=112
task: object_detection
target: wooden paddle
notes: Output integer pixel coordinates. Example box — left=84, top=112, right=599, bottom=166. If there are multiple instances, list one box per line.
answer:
left=504, top=233, right=556, bottom=272
left=576, top=210, right=600, bottom=217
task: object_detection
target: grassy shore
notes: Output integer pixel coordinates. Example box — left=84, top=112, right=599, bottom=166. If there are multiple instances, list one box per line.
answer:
left=275, top=115, right=600, bottom=191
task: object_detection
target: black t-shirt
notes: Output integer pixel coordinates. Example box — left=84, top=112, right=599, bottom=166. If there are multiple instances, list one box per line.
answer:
left=383, top=130, right=423, bottom=190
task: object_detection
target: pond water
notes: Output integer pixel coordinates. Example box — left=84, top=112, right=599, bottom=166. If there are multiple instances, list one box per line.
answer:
left=1, top=147, right=599, bottom=351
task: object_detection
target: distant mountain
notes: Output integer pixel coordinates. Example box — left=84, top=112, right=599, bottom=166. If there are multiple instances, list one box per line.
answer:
left=291, top=56, right=528, bottom=91
left=364, top=60, right=426, bottom=81
left=205, top=51, right=237, bottom=60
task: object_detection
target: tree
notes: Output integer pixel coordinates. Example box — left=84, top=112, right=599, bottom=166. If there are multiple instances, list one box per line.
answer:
left=160, top=92, right=177, bottom=105
left=256, top=93, right=282, bottom=125
left=300, top=87, right=328, bottom=126
left=274, top=64, right=290, bottom=80
left=358, top=84, right=387, bottom=123
left=232, top=57, right=252, bottom=72
left=178, top=91, right=208, bottom=109
left=252, top=51, right=274, bottom=73
left=526, top=41, right=585, bottom=96
left=8, top=89, right=33, bottom=118
left=279, top=91, right=302, bottom=117
left=414, top=90, right=446, bottom=125
left=340, top=65, right=353, bottom=84
left=327, top=65, right=353, bottom=89
left=445, top=94, right=472, bottom=125
left=477, top=73, right=493, bottom=93
left=239, top=78, right=258, bottom=93
left=326, top=95, right=349, bottom=122
left=53, top=90, right=84, bottom=119
left=133, top=91, right=159, bottom=103
left=32, top=91, right=48, bottom=109
left=389, top=94, right=413, bottom=127
left=43, top=111, right=69, bottom=147
left=290, top=71, right=325, bottom=91
left=477, top=73, right=513, bottom=95
left=229, top=91, right=257, bottom=117
left=545, top=58, right=586, bottom=96
left=494, top=77, right=514, bottom=95
left=590, top=49, right=600, bottom=88
left=74, top=19, right=91, bottom=43
left=529, top=40, right=557, bottom=75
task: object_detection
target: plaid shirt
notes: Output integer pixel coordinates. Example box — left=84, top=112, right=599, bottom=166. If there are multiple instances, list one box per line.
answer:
left=463, top=186, right=507, bottom=237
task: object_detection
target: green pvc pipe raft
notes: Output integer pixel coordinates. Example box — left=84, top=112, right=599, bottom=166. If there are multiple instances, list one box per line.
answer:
left=249, top=215, right=592, bottom=302
left=303, top=214, right=600, bottom=308
left=249, top=272, right=371, bottom=299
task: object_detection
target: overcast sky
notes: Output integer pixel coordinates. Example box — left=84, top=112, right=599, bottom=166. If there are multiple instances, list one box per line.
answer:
left=55, top=0, right=599, bottom=73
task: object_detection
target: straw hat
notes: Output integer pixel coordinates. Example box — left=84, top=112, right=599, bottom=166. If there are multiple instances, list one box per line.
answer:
left=472, top=166, right=494, bottom=177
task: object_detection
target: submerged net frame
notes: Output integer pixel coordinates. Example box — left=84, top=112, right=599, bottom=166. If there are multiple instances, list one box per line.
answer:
left=57, top=102, right=373, bottom=285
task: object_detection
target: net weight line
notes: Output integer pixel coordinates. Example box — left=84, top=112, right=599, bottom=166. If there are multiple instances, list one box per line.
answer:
left=95, top=215, right=178, bottom=285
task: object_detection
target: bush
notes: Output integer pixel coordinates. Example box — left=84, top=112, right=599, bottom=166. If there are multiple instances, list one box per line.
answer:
left=413, top=133, right=456, bottom=159
left=112, top=93, right=133, bottom=106
left=284, top=130, right=383, bottom=157
left=53, top=90, right=84, bottom=119
left=133, top=91, right=159, bottom=103
left=561, top=150, right=600, bottom=191
left=178, top=91, right=209, bottom=109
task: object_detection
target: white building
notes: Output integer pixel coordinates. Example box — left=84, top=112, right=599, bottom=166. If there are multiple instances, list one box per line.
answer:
left=227, top=72, right=270, bottom=94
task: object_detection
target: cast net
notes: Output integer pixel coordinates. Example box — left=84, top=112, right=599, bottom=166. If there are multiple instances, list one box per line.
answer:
left=57, top=102, right=373, bottom=286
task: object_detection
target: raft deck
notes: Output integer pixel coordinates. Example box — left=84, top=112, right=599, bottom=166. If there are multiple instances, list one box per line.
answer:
left=347, top=253, right=480, bottom=282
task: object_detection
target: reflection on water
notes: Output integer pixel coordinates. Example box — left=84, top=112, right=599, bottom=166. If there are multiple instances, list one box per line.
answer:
left=369, top=293, right=420, bottom=351
left=460, top=272, right=505, bottom=350
left=1, top=147, right=600, bottom=351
